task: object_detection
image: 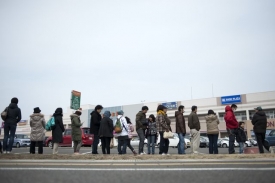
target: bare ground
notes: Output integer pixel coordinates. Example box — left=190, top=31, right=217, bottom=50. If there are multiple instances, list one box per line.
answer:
left=0, top=154, right=274, bottom=160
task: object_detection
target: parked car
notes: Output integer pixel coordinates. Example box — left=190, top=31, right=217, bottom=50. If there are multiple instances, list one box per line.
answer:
left=45, top=128, right=94, bottom=148
left=10, top=134, right=31, bottom=148
left=217, top=138, right=222, bottom=147
left=131, top=137, right=148, bottom=146
left=266, top=130, right=275, bottom=146
left=220, top=139, right=238, bottom=148
left=201, top=136, right=209, bottom=147
left=199, top=137, right=208, bottom=148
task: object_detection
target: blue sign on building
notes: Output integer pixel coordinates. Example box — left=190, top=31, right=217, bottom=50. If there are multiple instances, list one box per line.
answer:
left=221, top=95, right=242, bottom=105
left=162, top=102, right=178, bottom=110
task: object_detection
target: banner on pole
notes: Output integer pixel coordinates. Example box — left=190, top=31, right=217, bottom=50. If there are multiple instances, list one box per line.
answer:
left=70, top=90, right=81, bottom=110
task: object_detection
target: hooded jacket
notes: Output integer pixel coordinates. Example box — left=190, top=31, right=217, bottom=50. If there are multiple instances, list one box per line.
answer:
left=224, top=106, right=238, bottom=129
left=175, top=111, right=186, bottom=134
left=98, top=111, right=114, bottom=138
left=4, top=103, right=21, bottom=125
left=90, top=111, right=102, bottom=135
left=205, top=114, right=219, bottom=134
left=30, top=113, right=46, bottom=141
left=252, top=111, right=267, bottom=133
left=70, top=114, right=82, bottom=141
left=52, top=108, right=65, bottom=143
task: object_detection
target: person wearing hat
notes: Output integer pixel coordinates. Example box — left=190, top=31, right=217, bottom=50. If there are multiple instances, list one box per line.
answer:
left=70, top=109, right=83, bottom=155
left=30, top=107, right=46, bottom=154
left=3, top=97, right=21, bottom=154
left=98, top=111, right=114, bottom=154
left=116, top=110, right=129, bottom=155
left=252, top=107, right=272, bottom=153
left=52, top=108, right=65, bottom=154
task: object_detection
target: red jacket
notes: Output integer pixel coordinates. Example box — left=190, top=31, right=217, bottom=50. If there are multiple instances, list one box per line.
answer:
left=224, top=106, right=238, bottom=129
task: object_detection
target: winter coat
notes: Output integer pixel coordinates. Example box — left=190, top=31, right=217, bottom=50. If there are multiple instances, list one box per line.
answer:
left=205, top=114, right=220, bottom=134
left=71, top=114, right=82, bottom=141
left=156, top=111, right=169, bottom=132
left=175, top=111, right=186, bottom=134
left=116, top=115, right=129, bottom=137
left=30, top=113, right=46, bottom=141
left=252, top=111, right=267, bottom=133
left=164, top=114, right=172, bottom=132
left=135, top=111, right=147, bottom=130
left=236, top=127, right=247, bottom=143
left=52, top=114, right=65, bottom=143
left=146, top=122, right=157, bottom=137
left=98, top=117, right=114, bottom=138
left=188, top=112, right=200, bottom=131
left=4, top=103, right=21, bottom=125
left=224, top=106, right=238, bottom=129
left=90, top=111, right=102, bottom=135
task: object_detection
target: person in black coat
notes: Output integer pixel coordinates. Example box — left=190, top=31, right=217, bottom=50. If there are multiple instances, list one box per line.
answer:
left=98, top=111, right=113, bottom=154
left=252, top=106, right=270, bottom=153
left=3, top=97, right=21, bottom=154
left=236, top=122, right=247, bottom=154
left=90, top=105, right=103, bottom=154
left=52, top=108, right=65, bottom=154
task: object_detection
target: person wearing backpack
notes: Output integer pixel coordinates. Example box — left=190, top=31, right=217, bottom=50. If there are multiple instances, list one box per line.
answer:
left=30, top=107, right=46, bottom=154
left=52, top=108, right=65, bottom=154
left=70, top=109, right=83, bottom=155
left=116, top=110, right=129, bottom=155
left=2, top=97, right=21, bottom=154
left=98, top=111, right=114, bottom=155
left=146, top=114, right=157, bottom=155
left=136, top=106, right=149, bottom=155
left=125, top=116, right=137, bottom=155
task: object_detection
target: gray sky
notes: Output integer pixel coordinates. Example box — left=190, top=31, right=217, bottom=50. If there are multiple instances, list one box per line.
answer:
left=1, top=0, right=275, bottom=119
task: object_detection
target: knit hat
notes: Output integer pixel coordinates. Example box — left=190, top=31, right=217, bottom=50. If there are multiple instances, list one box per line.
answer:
left=117, top=110, right=124, bottom=115
left=103, top=111, right=111, bottom=118
left=34, top=107, right=41, bottom=113
left=254, top=106, right=263, bottom=111
left=11, top=97, right=18, bottom=104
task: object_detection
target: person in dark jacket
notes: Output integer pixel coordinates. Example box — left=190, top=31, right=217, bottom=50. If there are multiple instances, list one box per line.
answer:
left=90, top=105, right=103, bottom=154
left=135, top=106, right=149, bottom=155
left=98, top=111, right=113, bottom=154
left=175, top=105, right=186, bottom=155
left=71, top=109, right=83, bottom=155
left=236, top=122, right=247, bottom=154
left=252, top=106, right=272, bottom=153
left=3, top=97, right=21, bottom=154
left=146, top=114, right=157, bottom=155
left=52, top=108, right=65, bottom=154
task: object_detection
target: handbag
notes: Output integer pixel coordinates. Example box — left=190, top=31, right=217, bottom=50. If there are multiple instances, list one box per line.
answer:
left=1, top=107, right=9, bottom=121
left=163, top=131, right=174, bottom=139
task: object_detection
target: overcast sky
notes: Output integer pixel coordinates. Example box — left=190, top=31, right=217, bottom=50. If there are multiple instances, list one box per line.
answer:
left=1, top=0, right=275, bottom=119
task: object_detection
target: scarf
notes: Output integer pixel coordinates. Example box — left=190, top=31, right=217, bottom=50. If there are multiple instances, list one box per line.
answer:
left=157, top=110, right=165, bottom=115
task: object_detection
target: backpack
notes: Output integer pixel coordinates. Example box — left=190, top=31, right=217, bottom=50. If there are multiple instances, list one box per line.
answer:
left=1, top=107, right=9, bottom=121
left=45, top=117, right=55, bottom=131
left=114, top=117, right=122, bottom=133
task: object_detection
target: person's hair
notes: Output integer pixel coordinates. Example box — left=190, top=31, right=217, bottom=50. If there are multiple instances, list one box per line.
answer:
left=231, top=104, right=237, bottom=108
left=239, top=121, right=245, bottom=127
left=11, top=97, right=19, bottom=104
left=125, top=116, right=131, bottom=124
left=157, top=105, right=167, bottom=112
left=75, top=111, right=82, bottom=116
left=178, top=105, right=184, bottom=111
left=142, top=106, right=149, bottom=111
left=149, top=114, right=156, bottom=122
left=208, top=110, right=215, bottom=115
left=95, top=105, right=103, bottom=111
left=191, top=106, right=197, bottom=112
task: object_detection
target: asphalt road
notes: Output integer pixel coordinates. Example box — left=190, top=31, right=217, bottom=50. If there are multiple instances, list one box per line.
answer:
left=8, top=146, right=248, bottom=155
left=0, top=159, right=275, bottom=183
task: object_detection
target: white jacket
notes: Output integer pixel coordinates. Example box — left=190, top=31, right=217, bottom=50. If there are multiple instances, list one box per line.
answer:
left=116, top=115, right=129, bottom=137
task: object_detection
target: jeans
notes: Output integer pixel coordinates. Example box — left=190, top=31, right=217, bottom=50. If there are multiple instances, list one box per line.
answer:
left=177, top=133, right=186, bottom=154
left=227, top=128, right=237, bottom=154
left=147, top=135, right=156, bottom=154
left=255, top=133, right=270, bottom=153
left=30, top=141, right=43, bottom=154
left=207, top=134, right=219, bottom=154
left=159, top=131, right=169, bottom=154
left=92, top=134, right=99, bottom=154
left=73, top=140, right=82, bottom=153
left=3, top=123, right=17, bottom=152
left=239, top=142, right=244, bottom=154
left=101, top=137, right=111, bottom=154
left=118, top=136, right=127, bottom=154
left=137, top=129, right=145, bottom=154
left=190, top=129, right=200, bottom=153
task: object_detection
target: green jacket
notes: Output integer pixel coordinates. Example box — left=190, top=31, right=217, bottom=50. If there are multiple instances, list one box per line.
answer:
left=70, top=114, right=82, bottom=141
left=136, top=111, right=147, bottom=130
left=188, top=112, right=201, bottom=131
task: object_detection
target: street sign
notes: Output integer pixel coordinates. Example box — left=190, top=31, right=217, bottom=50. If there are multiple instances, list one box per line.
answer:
left=70, top=90, right=81, bottom=110
left=221, top=95, right=241, bottom=105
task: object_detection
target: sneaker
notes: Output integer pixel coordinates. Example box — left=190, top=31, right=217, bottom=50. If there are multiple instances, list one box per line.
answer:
left=269, top=147, right=274, bottom=154
left=132, top=150, right=138, bottom=156
left=7, top=151, right=11, bottom=154
left=142, top=152, right=147, bottom=155
left=166, top=153, right=170, bottom=156
left=3, top=151, right=7, bottom=154
left=162, top=153, right=166, bottom=155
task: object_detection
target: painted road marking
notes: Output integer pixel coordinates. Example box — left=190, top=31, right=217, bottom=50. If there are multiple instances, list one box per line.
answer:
left=0, top=167, right=275, bottom=171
